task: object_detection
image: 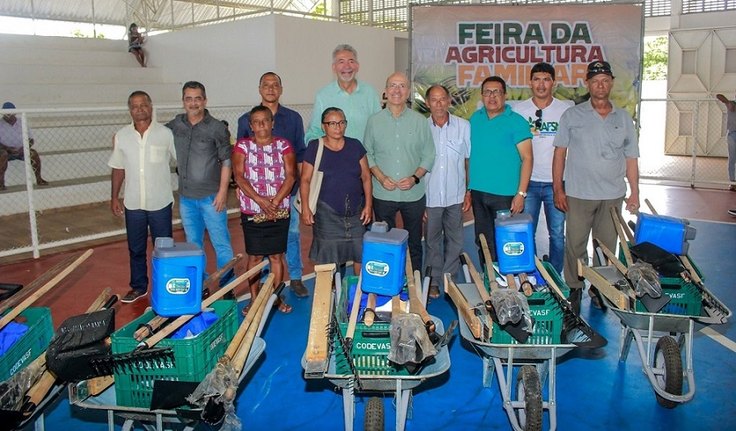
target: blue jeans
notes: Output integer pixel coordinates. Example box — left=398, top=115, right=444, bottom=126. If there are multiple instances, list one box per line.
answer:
left=286, top=200, right=302, bottom=280
left=179, top=194, right=234, bottom=280
left=125, top=203, right=173, bottom=292
left=525, top=181, right=565, bottom=273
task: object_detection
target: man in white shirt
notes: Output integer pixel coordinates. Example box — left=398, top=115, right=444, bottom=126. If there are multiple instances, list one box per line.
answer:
left=109, top=91, right=177, bottom=303
left=512, top=62, right=572, bottom=274
left=424, top=85, right=471, bottom=298
left=0, top=101, right=48, bottom=190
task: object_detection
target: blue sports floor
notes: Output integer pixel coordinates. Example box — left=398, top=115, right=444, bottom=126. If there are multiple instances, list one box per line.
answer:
left=35, top=219, right=736, bottom=430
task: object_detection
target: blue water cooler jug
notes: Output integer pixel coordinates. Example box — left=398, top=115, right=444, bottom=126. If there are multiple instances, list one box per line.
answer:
left=151, top=237, right=205, bottom=317
left=495, top=212, right=535, bottom=273
left=361, top=222, right=408, bottom=296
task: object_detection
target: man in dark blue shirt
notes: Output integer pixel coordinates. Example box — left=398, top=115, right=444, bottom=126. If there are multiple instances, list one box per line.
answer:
left=236, top=72, right=308, bottom=297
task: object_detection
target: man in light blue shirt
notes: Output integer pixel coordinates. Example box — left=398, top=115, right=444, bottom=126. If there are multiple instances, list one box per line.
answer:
left=424, top=85, right=471, bottom=297
left=305, top=44, right=381, bottom=145
left=363, top=72, right=435, bottom=273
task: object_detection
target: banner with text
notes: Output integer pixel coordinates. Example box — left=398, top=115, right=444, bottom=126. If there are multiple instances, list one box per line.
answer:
left=411, top=4, right=642, bottom=118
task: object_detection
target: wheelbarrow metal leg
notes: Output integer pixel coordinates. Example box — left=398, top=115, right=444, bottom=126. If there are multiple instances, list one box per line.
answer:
left=619, top=325, right=634, bottom=361
left=342, top=387, right=355, bottom=431
left=394, top=380, right=411, bottom=431
left=482, top=356, right=496, bottom=388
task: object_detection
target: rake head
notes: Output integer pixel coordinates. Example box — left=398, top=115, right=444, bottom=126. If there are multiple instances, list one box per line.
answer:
left=89, top=347, right=175, bottom=376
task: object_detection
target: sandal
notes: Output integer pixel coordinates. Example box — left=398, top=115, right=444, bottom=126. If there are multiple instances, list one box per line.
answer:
left=274, top=296, right=293, bottom=314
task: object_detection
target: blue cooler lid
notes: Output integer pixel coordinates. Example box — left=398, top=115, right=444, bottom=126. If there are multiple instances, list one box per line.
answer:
left=364, top=224, right=408, bottom=245
left=495, top=212, right=533, bottom=226
left=153, top=237, right=204, bottom=258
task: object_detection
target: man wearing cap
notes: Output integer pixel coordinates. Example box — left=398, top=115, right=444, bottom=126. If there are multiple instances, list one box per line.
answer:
left=512, top=62, right=573, bottom=274
left=553, top=60, right=640, bottom=314
left=0, top=102, right=48, bottom=190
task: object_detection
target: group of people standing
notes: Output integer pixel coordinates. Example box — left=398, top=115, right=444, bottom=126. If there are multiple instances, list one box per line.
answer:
left=109, top=42, right=640, bottom=316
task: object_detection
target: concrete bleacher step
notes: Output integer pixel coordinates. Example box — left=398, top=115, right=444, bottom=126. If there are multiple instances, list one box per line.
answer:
left=0, top=34, right=125, bottom=51
left=0, top=63, right=166, bottom=85
left=2, top=83, right=183, bottom=107
left=2, top=46, right=136, bottom=68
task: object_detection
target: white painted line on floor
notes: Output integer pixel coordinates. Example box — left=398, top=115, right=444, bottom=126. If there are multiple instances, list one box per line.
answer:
left=700, top=326, right=736, bottom=353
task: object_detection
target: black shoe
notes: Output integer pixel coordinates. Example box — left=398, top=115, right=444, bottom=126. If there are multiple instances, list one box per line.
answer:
left=121, top=289, right=147, bottom=303
left=588, top=287, right=606, bottom=310
left=728, top=209, right=736, bottom=217
left=568, top=289, right=582, bottom=315
left=290, top=280, right=309, bottom=298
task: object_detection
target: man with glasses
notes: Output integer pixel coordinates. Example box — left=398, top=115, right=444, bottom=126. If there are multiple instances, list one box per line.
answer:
left=166, top=81, right=235, bottom=297
left=305, top=44, right=381, bottom=145
left=553, top=61, right=640, bottom=314
left=512, top=63, right=573, bottom=273
left=469, top=76, right=533, bottom=262
left=424, top=84, right=471, bottom=298
left=363, top=72, right=435, bottom=273
left=236, top=72, right=309, bottom=298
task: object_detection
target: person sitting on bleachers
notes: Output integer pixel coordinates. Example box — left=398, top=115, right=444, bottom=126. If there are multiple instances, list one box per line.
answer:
left=0, top=101, right=48, bottom=190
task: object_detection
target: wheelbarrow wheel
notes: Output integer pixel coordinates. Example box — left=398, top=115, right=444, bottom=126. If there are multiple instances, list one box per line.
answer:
left=654, top=335, right=683, bottom=409
left=364, top=397, right=384, bottom=431
left=516, top=365, right=542, bottom=431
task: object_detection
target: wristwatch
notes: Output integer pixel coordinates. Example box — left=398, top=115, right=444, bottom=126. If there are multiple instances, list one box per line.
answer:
left=412, top=174, right=420, bottom=184
left=517, top=191, right=527, bottom=198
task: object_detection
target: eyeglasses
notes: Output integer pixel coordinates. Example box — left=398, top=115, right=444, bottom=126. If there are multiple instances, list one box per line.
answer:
left=481, top=89, right=504, bottom=97
left=534, top=109, right=542, bottom=129
left=388, top=82, right=408, bottom=90
left=323, top=120, right=348, bottom=128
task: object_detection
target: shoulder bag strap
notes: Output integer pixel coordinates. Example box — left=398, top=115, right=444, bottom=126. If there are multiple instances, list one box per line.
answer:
left=313, top=138, right=325, bottom=173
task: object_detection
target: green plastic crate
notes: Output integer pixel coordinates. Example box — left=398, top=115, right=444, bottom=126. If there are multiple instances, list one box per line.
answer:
left=620, top=246, right=704, bottom=316
left=335, top=276, right=410, bottom=376
left=490, top=291, right=564, bottom=345
left=635, top=281, right=702, bottom=316
left=112, top=300, right=238, bottom=408
left=333, top=322, right=410, bottom=376
left=0, top=307, right=53, bottom=381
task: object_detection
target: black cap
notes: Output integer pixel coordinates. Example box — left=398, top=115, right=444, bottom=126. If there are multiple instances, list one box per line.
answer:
left=586, top=61, right=614, bottom=79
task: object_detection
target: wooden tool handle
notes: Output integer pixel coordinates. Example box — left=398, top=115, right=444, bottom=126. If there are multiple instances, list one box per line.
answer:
left=141, top=260, right=268, bottom=348
left=0, top=252, right=85, bottom=314
left=232, top=285, right=272, bottom=375
left=85, top=287, right=112, bottom=313
left=406, top=266, right=434, bottom=332
left=223, top=274, right=275, bottom=360
left=0, top=249, right=93, bottom=331
left=305, top=264, right=336, bottom=367
left=595, top=238, right=629, bottom=276
left=444, top=274, right=483, bottom=339
left=363, top=294, right=377, bottom=327
left=644, top=198, right=658, bottom=215
left=23, top=370, right=57, bottom=410
left=610, top=207, right=633, bottom=266
left=478, top=234, right=498, bottom=293
left=534, top=257, right=568, bottom=301
left=462, top=252, right=492, bottom=302
left=518, top=273, right=533, bottom=296
left=345, top=276, right=362, bottom=341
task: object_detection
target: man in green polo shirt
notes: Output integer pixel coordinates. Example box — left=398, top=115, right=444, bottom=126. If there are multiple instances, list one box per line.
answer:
left=305, top=44, right=381, bottom=145
left=363, top=72, right=435, bottom=272
left=469, top=76, right=533, bottom=262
